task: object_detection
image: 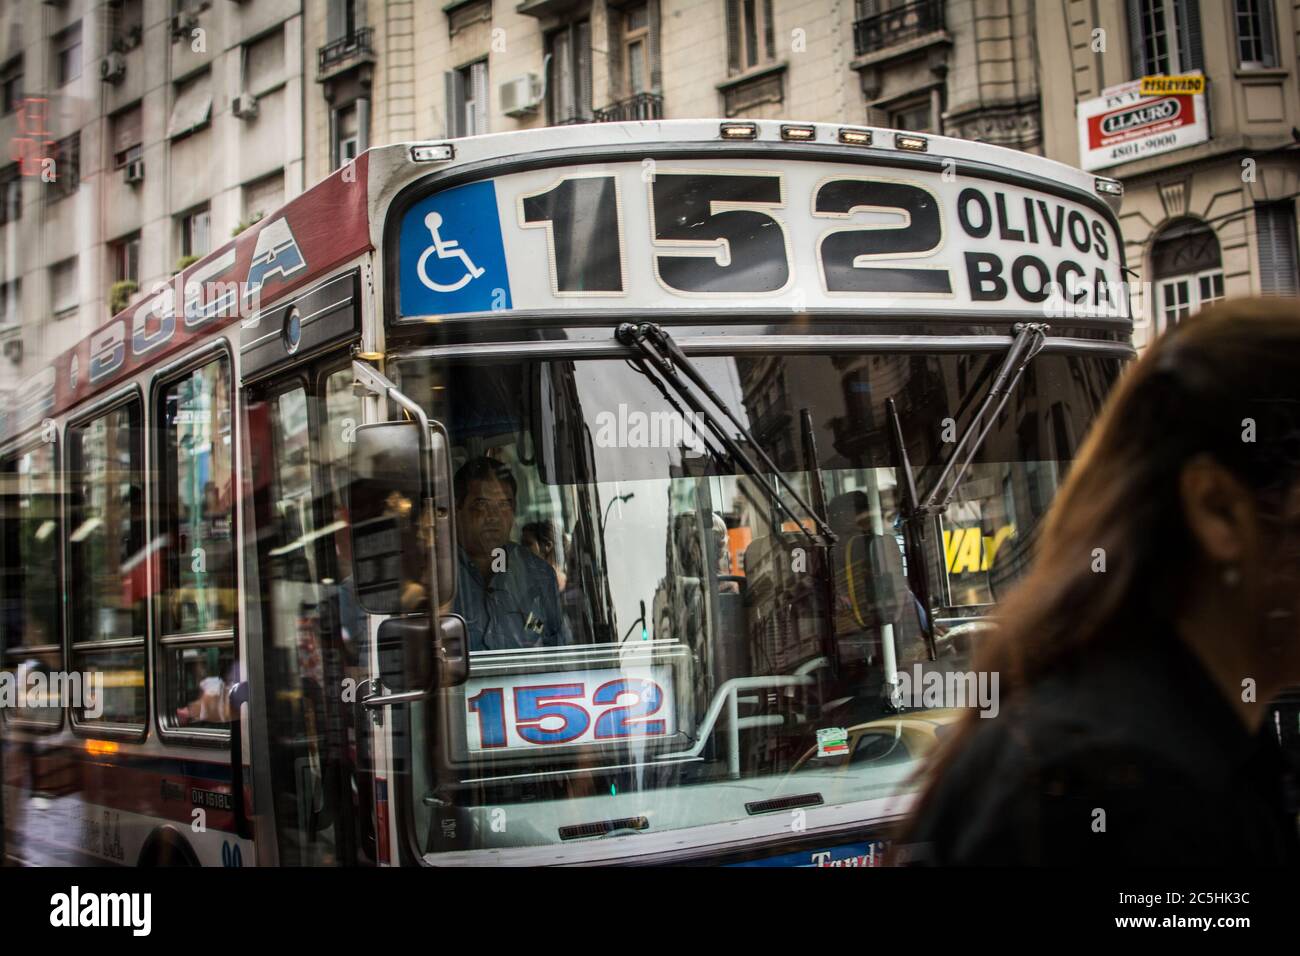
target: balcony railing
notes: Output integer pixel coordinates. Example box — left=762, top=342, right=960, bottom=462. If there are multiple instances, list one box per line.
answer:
left=593, top=92, right=664, bottom=123
left=853, top=0, right=944, bottom=57
left=318, top=27, right=375, bottom=78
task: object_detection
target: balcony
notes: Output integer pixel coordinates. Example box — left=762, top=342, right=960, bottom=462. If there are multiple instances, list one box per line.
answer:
left=592, top=93, right=664, bottom=123
left=853, top=0, right=944, bottom=57
left=318, top=28, right=375, bottom=83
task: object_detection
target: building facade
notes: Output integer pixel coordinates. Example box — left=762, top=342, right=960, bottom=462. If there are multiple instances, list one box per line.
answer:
left=0, top=0, right=307, bottom=400
left=1038, top=0, right=1299, bottom=348
left=302, top=0, right=1045, bottom=186
left=6, top=0, right=1293, bottom=403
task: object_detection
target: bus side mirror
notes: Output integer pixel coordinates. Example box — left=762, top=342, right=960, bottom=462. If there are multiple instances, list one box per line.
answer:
left=375, top=614, right=468, bottom=695
left=349, top=420, right=430, bottom=616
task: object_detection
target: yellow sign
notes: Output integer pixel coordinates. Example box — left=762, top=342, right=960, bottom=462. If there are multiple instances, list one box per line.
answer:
left=1139, top=74, right=1204, bottom=96
left=943, top=525, right=1016, bottom=574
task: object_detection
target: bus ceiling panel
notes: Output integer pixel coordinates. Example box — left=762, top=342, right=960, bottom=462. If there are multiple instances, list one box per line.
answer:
left=239, top=269, right=362, bottom=385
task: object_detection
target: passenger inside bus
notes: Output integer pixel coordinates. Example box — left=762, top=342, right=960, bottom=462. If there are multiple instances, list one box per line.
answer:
left=452, top=457, right=572, bottom=651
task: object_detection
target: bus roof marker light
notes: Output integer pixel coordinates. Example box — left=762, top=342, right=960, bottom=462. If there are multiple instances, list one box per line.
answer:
left=837, top=127, right=873, bottom=146
left=780, top=124, right=816, bottom=142
left=1094, top=177, right=1124, bottom=197
left=719, top=122, right=758, bottom=140
left=894, top=133, right=928, bottom=152
left=410, top=143, right=455, bottom=163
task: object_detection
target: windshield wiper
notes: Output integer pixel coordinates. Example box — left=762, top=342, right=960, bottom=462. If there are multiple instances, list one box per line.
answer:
left=888, top=321, right=1049, bottom=658
left=615, top=322, right=835, bottom=546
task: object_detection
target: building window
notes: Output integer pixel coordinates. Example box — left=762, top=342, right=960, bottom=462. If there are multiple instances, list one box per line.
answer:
left=168, top=69, right=213, bottom=140
left=110, top=234, right=141, bottom=286
left=181, top=206, right=211, bottom=259
left=332, top=101, right=368, bottom=169
left=0, top=57, right=21, bottom=115
left=52, top=22, right=83, bottom=88
left=68, top=400, right=148, bottom=729
left=726, top=0, right=776, bottom=75
left=1129, top=0, right=1202, bottom=77
left=50, top=257, right=79, bottom=320
left=327, top=0, right=361, bottom=42
left=110, top=104, right=143, bottom=169
left=0, top=164, right=20, bottom=226
left=623, top=4, right=651, bottom=95
left=243, top=26, right=286, bottom=95
left=0, top=278, right=19, bottom=327
left=1234, top=0, right=1277, bottom=68
left=111, top=0, right=145, bottom=52
left=547, top=23, right=592, bottom=124
left=48, top=133, right=80, bottom=200
left=448, top=0, right=492, bottom=37
left=242, top=170, right=284, bottom=226
left=889, top=96, right=934, bottom=133
left=1150, top=218, right=1222, bottom=332
left=445, top=59, right=488, bottom=137
left=1255, top=201, right=1299, bottom=296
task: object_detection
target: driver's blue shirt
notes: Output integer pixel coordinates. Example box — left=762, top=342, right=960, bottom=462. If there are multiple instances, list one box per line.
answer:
left=454, top=542, right=571, bottom=652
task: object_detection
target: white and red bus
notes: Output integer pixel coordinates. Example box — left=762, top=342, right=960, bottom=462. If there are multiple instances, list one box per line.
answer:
left=2, top=119, right=1135, bottom=866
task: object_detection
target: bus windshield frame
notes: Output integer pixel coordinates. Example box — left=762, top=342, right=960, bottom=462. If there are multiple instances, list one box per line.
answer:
left=382, top=333, right=1126, bottom=862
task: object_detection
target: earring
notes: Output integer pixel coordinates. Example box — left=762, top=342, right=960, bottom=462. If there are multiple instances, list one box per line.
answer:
left=1222, top=564, right=1241, bottom=587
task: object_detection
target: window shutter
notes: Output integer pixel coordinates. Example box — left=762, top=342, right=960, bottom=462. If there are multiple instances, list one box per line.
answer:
left=327, top=0, right=346, bottom=43
left=725, top=0, right=741, bottom=75
left=471, top=60, right=489, bottom=134
left=648, top=0, right=662, bottom=92
left=444, top=69, right=465, bottom=138
left=763, top=0, right=775, bottom=61
left=1256, top=201, right=1300, bottom=296
left=1260, top=0, right=1278, bottom=67
left=112, top=106, right=143, bottom=156
left=1127, top=0, right=1147, bottom=78
left=1175, top=0, right=1203, bottom=72
left=577, top=21, right=592, bottom=119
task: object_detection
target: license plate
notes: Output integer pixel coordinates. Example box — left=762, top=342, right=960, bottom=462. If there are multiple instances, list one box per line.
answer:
left=463, top=666, right=676, bottom=752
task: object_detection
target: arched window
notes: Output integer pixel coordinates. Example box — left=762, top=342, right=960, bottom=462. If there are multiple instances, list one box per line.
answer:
left=1150, top=218, right=1223, bottom=332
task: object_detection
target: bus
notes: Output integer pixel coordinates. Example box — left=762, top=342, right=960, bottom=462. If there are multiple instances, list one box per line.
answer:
left=1, top=119, right=1135, bottom=867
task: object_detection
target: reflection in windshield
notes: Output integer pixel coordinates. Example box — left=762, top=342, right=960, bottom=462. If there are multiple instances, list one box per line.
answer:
left=395, top=349, right=1119, bottom=857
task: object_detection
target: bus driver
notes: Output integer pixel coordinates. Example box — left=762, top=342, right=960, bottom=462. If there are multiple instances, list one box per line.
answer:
left=452, top=457, right=572, bottom=652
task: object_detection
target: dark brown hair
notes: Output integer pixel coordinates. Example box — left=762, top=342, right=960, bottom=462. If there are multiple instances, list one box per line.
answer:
left=904, top=297, right=1300, bottom=827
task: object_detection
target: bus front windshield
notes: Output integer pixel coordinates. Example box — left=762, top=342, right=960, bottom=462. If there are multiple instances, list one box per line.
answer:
left=394, top=346, right=1121, bottom=858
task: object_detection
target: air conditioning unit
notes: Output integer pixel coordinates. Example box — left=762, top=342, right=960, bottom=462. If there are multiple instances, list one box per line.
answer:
left=100, top=52, right=126, bottom=84
left=171, top=11, right=200, bottom=40
left=232, top=92, right=259, bottom=120
left=499, top=74, right=543, bottom=117
left=124, top=160, right=145, bottom=185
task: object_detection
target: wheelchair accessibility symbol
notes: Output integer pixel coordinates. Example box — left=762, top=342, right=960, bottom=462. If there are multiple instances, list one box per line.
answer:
left=417, top=212, right=486, bottom=293
left=399, top=180, right=512, bottom=316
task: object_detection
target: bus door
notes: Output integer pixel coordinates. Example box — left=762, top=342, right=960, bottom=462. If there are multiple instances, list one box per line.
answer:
left=246, top=361, right=374, bottom=865
left=241, top=270, right=374, bottom=865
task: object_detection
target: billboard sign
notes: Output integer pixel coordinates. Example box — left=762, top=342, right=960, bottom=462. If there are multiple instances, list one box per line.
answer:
left=1077, top=77, right=1208, bottom=171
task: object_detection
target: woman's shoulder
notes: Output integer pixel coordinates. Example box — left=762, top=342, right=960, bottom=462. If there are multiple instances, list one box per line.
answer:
left=906, top=694, right=1246, bottom=865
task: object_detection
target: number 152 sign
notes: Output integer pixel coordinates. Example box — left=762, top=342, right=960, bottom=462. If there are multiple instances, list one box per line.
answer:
left=462, top=667, right=676, bottom=753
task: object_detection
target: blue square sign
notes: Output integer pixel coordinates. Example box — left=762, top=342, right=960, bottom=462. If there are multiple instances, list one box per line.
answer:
left=398, top=180, right=512, bottom=317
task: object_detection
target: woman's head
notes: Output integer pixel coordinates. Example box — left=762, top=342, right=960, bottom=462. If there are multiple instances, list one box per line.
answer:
left=901, top=297, right=1300, bottom=842
left=979, top=298, right=1300, bottom=697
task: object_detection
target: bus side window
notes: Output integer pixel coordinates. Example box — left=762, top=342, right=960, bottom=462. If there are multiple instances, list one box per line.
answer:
left=157, top=355, right=236, bottom=734
left=68, top=399, right=147, bottom=731
left=0, top=440, right=63, bottom=729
